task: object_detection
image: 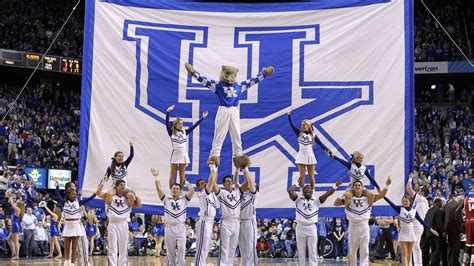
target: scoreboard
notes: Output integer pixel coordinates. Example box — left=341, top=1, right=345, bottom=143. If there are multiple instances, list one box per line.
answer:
left=1, top=49, right=81, bottom=75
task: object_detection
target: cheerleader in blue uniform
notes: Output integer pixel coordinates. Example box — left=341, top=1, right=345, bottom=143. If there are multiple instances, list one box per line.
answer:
left=85, top=210, right=99, bottom=255
left=6, top=195, right=25, bottom=260
left=44, top=204, right=63, bottom=258
left=152, top=215, right=165, bottom=257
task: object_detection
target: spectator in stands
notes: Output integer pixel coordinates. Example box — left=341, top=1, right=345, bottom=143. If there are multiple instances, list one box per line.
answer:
left=0, top=219, right=8, bottom=255
left=33, top=221, right=48, bottom=256
left=22, top=206, right=37, bottom=257
left=256, top=236, right=271, bottom=257
left=141, top=233, right=156, bottom=256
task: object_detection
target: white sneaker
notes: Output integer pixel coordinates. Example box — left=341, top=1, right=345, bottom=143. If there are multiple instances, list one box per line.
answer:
left=336, top=256, right=340, bottom=261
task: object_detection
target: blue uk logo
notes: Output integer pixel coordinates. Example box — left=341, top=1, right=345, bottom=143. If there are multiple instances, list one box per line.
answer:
left=123, top=21, right=375, bottom=191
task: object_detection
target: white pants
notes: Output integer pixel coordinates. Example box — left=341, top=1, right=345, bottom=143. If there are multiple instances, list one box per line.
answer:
left=165, top=223, right=186, bottom=266
left=195, top=219, right=214, bottom=266
left=239, top=219, right=258, bottom=266
left=107, top=219, right=128, bottom=266
left=210, top=106, right=242, bottom=158
left=219, top=218, right=240, bottom=266
left=412, top=225, right=424, bottom=266
left=79, top=223, right=89, bottom=266
left=296, top=223, right=318, bottom=266
left=348, top=222, right=370, bottom=266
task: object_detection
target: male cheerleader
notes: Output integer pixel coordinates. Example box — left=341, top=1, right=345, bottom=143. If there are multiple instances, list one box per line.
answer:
left=334, top=177, right=391, bottom=266
left=152, top=168, right=195, bottom=266
left=95, top=179, right=142, bottom=266
left=238, top=167, right=258, bottom=266
left=211, top=169, right=243, bottom=266
left=194, top=163, right=219, bottom=266
left=464, top=192, right=474, bottom=265
left=288, top=179, right=342, bottom=265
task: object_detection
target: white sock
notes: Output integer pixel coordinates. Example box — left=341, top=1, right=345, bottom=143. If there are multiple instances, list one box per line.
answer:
left=464, top=253, right=469, bottom=263
left=470, top=254, right=474, bottom=263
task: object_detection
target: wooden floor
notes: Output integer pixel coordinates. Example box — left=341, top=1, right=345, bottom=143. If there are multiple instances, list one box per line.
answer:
left=0, top=256, right=401, bottom=265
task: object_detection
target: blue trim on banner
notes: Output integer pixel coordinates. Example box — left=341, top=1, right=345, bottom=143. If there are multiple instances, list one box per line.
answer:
left=78, top=0, right=96, bottom=190
left=404, top=0, right=414, bottom=182
left=101, top=0, right=391, bottom=12
left=85, top=198, right=397, bottom=218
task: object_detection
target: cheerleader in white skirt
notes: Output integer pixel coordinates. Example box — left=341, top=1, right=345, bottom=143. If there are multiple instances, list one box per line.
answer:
left=61, top=186, right=96, bottom=266
left=287, top=107, right=330, bottom=189
left=166, top=105, right=207, bottom=187
left=385, top=196, right=439, bottom=266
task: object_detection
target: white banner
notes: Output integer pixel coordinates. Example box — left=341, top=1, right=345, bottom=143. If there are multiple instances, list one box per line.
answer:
left=79, top=0, right=413, bottom=217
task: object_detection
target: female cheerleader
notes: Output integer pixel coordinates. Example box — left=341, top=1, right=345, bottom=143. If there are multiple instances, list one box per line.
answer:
left=287, top=108, right=330, bottom=189
left=385, top=196, right=438, bottom=266
left=58, top=183, right=96, bottom=266
left=6, top=195, right=24, bottom=260
left=104, top=138, right=136, bottom=202
left=85, top=209, right=99, bottom=255
left=43, top=203, right=63, bottom=258
left=152, top=215, right=165, bottom=257
left=166, top=105, right=207, bottom=187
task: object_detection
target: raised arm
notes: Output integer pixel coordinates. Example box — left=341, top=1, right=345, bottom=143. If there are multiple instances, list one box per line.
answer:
left=370, top=176, right=392, bottom=204
left=240, top=66, right=274, bottom=92
left=124, top=138, right=135, bottom=166
left=43, top=205, right=58, bottom=221
left=95, top=178, right=107, bottom=200
left=134, top=195, right=142, bottom=208
left=383, top=197, right=401, bottom=214
left=185, top=63, right=218, bottom=93
left=8, top=196, right=21, bottom=216
left=185, top=111, right=208, bottom=135
left=287, top=111, right=300, bottom=136
left=313, top=134, right=330, bottom=153
left=79, top=193, right=97, bottom=206
left=319, top=179, right=342, bottom=204
left=287, top=184, right=298, bottom=201
left=365, top=169, right=381, bottom=190
left=54, top=178, right=64, bottom=205
left=165, top=105, right=174, bottom=137
left=328, top=154, right=351, bottom=170
left=233, top=168, right=241, bottom=190
left=151, top=168, right=165, bottom=200
left=185, top=179, right=195, bottom=200
left=406, top=174, right=415, bottom=198
left=244, top=167, right=256, bottom=193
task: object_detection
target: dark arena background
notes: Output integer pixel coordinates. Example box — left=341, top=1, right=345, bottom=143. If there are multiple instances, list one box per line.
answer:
left=0, top=0, right=472, bottom=265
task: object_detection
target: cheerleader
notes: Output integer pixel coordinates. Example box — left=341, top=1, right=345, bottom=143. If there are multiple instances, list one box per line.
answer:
left=85, top=209, right=99, bottom=255
left=6, top=194, right=24, bottom=260
left=166, top=105, right=207, bottom=187
left=385, top=196, right=439, bottom=266
left=43, top=203, right=63, bottom=259
left=61, top=185, right=96, bottom=266
left=104, top=138, right=136, bottom=202
left=287, top=108, right=330, bottom=189
left=152, top=215, right=165, bottom=257
left=327, top=151, right=381, bottom=196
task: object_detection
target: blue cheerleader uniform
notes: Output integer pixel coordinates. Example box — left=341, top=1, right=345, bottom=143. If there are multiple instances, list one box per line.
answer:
left=11, top=214, right=22, bottom=233
left=85, top=221, right=97, bottom=237
left=153, top=223, right=164, bottom=237
left=50, top=219, right=61, bottom=237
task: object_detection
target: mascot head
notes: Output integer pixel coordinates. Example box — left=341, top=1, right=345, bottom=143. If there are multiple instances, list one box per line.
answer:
left=220, top=65, right=239, bottom=84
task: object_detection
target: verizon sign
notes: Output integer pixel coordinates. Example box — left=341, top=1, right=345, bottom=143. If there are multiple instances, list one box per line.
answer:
left=414, top=62, right=448, bottom=74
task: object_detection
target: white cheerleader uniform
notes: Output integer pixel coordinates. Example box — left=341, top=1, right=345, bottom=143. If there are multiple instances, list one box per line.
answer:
left=288, top=114, right=329, bottom=165
left=62, top=199, right=84, bottom=237
left=398, top=207, right=417, bottom=242
left=166, top=111, right=204, bottom=164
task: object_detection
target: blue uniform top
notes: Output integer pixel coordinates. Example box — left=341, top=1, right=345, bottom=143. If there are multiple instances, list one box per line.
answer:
left=192, top=70, right=266, bottom=107
left=50, top=219, right=60, bottom=237
left=32, top=208, right=44, bottom=221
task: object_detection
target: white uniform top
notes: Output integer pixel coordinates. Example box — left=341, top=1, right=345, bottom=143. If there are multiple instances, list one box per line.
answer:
left=216, top=188, right=241, bottom=219
left=111, top=164, right=128, bottom=185
left=198, top=188, right=218, bottom=219
left=294, top=193, right=321, bottom=225
left=349, top=163, right=367, bottom=185
left=161, top=193, right=190, bottom=224
left=345, top=196, right=371, bottom=224
left=63, top=199, right=81, bottom=219
left=298, top=132, right=316, bottom=152
left=412, top=193, right=429, bottom=227
left=240, top=189, right=259, bottom=220
left=108, top=194, right=132, bottom=221
left=171, top=131, right=187, bottom=149
left=399, top=207, right=417, bottom=231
